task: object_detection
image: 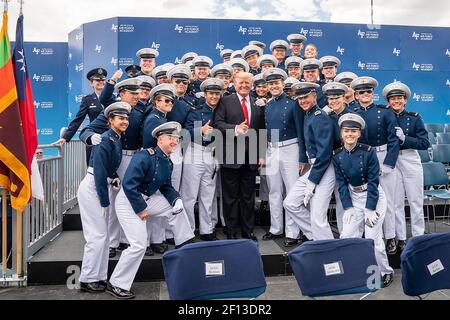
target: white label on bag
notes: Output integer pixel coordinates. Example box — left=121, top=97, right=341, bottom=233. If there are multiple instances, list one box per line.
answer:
left=324, top=262, right=343, bottom=276
left=427, top=259, right=444, bottom=276
left=205, top=261, right=225, bottom=277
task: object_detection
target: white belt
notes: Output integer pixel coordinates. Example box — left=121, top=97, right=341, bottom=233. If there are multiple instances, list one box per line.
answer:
left=399, top=149, right=417, bottom=155
left=268, top=138, right=298, bottom=148
left=349, top=183, right=368, bottom=193
left=192, top=143, right=215, bottom=152
left=122, top=149, right=138, bottom=156
left=87, top=167, right=119, bottom=185
left=374, top=144, right=387, bottom=152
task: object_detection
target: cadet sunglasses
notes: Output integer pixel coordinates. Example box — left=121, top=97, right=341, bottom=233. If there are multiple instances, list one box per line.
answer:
left=356, top=89, right=373, bottom=95
left=175, top=80, right=189, bottom=85
left=157, top=98, right=174, bottom=104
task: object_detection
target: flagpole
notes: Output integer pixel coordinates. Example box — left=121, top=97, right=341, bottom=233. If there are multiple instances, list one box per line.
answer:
left=19, top=0, right=23, bottom=16
left=3, top=0, right=9, bottom=13
left=2, top=188, right=7, bottom=279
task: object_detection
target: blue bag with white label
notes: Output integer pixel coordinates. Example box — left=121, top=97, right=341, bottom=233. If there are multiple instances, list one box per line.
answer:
left=401, top=232, right=450, bottom=296
left=162, top=239, right=266, bottom=300
left=288, top=238, right=378, bottom=297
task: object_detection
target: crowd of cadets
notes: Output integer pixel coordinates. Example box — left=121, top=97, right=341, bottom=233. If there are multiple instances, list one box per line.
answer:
left=58, top=33, right=430, bottom=298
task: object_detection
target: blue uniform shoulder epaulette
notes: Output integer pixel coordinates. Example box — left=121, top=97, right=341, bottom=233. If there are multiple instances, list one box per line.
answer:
left=314, top=110, right=322, bottom=116
left=181, top=97, right=195, bottom=108
left=358, top=143, right=372, bottom=151
left=154, top=114, right=160, bottom=119
left=147, top=148, right=155, bottom=156
left=333, top=146, right=344, bottom=155
left=405, top=111, right=419, bottom=117
left=377, top=104, right=390, bottom=109
left=190, top=106, right=197, bottom=111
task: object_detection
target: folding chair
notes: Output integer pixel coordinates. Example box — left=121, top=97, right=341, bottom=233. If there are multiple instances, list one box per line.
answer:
left=422, top=162, right=450, bottom=229
left=432, top=144, right=450, bottom=167
left=418, top=149, right=432, bottom=163
left=400, top=232, right=450, bottom=299
left=288, top=238, right=380, bottom=300
left=425, top=124, right=444, bottom=137
left=162, top=240, right=266, bottom=300
left=445, top=124, right=450, bottom=133
left=436, top=132, right=450, bottom=145
left=427, top=132, right=437, bottom=145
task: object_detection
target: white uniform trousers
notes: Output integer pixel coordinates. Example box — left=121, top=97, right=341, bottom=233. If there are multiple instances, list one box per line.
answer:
left=266, top=144, right=301, bottom=238
left=181, top=144, right=217, bottom=235
left=284, top=163, right=335, bottom=240
left=163, top=145, right=184, bottom=241
left=110, top=188, right=194, bottom=291
left=394, top=149, right=425, bottom=240
left=375, top=148, right=398, bottom=240
left=147, top=192, right=167, bottom=245
left=341, top=186, right=394, bottom=276
left=108, top=153, right=134, bottom=248
left=77, top=174, right=110, bottom=283
left=334, top=185, right=345, bottom=235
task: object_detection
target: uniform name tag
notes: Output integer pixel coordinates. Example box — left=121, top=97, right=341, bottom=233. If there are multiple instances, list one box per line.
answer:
left=324, top=262, right=344, bottom=276
left=427, top=259, right=444, bottom=276
left=205, top=261, right=225, bottom=277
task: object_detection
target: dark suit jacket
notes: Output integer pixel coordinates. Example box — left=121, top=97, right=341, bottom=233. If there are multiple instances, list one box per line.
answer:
left=214, top=93, right=265, bottom=169
left=63, top=92, right=103, bottom=142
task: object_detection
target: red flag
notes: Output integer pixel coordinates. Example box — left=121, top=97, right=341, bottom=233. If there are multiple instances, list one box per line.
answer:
left=0, top=10, right=31, bottom=212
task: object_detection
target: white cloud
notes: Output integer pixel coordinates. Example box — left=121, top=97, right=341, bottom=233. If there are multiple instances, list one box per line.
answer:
left=320, top=0, right=450, bottom=27
left=3, top=0, right=449, bottom=42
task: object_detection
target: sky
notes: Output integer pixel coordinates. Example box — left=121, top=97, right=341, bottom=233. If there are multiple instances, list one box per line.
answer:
left=3, top=0, right=450, bottom=42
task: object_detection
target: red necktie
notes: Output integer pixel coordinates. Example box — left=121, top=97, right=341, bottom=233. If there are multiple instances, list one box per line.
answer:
left=241, top=98, right=249, bottom=125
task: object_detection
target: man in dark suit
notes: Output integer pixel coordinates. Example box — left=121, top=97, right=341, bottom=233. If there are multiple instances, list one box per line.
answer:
left=55, top=68, right=107, bottom=165
left=215, top=72, right=265, bottom=241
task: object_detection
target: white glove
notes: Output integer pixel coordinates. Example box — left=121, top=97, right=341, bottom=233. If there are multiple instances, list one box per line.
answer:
left=111, top=178, right=121, bottom=191
left=255, top=98, right=266, bottom=107
left=195, top=92, right=205, bottom=99
left=365, top=209, right=380, bottom=228
left=343, top=208, right=357, bottom=225
left=172, top=199, right=184, bottom=215
left=91, top=133, right=102, bottom=146
left=303, top=180, right=316, bottom=207
left=395, top=126, right=405, bottom=142
left=380, top=164, right=393, bottom=176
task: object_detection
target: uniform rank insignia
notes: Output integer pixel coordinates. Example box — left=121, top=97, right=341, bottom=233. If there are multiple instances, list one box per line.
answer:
left=314, top=110, right=322, bottom=116
left=147, top=148, right=155, bottom=156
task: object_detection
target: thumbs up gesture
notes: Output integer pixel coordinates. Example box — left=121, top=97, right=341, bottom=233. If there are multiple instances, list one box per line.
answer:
left=236, top=121, right=249, bottom=135
left=202, top=120, right=214, bottom=135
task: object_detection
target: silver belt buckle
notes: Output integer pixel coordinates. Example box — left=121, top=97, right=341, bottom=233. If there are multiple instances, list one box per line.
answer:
left=353, top=185, right=367, bottom=193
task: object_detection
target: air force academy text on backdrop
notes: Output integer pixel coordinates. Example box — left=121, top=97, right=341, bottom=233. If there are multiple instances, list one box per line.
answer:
left=178, top=304, right=272, bottom=318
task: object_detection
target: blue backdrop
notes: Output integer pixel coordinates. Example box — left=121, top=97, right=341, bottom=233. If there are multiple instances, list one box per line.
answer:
left=11, top=41, right=68, bottom=148
left=69, top=17, right=449, bottom=124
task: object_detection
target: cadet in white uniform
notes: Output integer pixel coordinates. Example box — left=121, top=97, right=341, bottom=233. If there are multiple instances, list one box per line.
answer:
left=107, top=122, right=195, bottom=299
left=78, top=102, right=131, bottom=293
left=284, top=82, right=335, bottom=241
left=181, top=78, right=224, bottom=240
left=332, top=113, right=394, bottom=287
left=382, top=82, right=429, bottom=251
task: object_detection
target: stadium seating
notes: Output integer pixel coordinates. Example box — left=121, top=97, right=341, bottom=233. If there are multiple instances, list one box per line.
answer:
left=425, top=124, right=444, bottom=137
left=436, top=132, right=450, bottom=145
left=432, top=144, right=450, bottom=164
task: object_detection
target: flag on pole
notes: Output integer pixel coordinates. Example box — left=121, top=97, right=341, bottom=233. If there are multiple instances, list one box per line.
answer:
left=13, top=13, right=43, bottom=201
left=13, top=14, right=38, bottom=170
left=0, top=9, right=31, bottom=212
